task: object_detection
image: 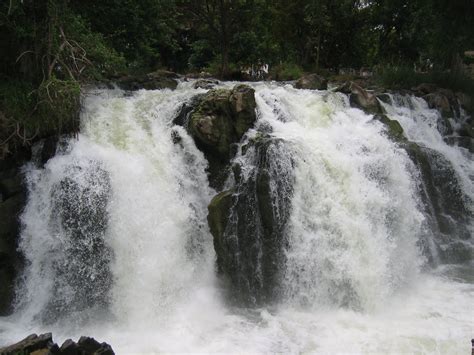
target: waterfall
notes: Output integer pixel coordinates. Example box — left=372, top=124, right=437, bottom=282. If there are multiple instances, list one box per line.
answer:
left=0, top=82, right=472, bottom=353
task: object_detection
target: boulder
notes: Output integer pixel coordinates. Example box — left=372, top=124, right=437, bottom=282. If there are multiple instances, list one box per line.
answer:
left=424, top=92, right=452, bottom=118
left=294, top=74, right=328, bottom=90
left=0, top=334, right=115, bottom=355
left=179, top=84, right=257, bottom=161
left=182, top=84, right=257, bottom=188
left=188, top=84, right=256, bottom=159
left=348, top=82, right=382, bottom=114
left=404, top=142, right=472, bottom=263
left=116, top=70, right=178, bottom=91
left=443, top=136, right=474, bottom=152
left=207, top=135, right=294, bottom=305
left=0, top=333, right=54, bottom=355
left=373, top=114, right=405, bottom=142
left=188, top=89, right=235, bottom=158
left=193, top=79, right=219, bottom=90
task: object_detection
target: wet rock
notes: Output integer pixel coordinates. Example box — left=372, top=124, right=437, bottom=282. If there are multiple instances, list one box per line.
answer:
left=404, top=142, right=473, bottom=263
left=207, top=135, right=294, bottom=305
left=193, top=79, right=219, bottom=90
left=373, top=114, right=405, bottom=142
left=173, top=94, right=205, bottom=127
left=332, top=81, right=352, bottom=94
left=77, top=336, right=114, bottom=355
left=424, top=92, right=452, bottom=117
left=182, top=84, right=256, bottom=188
left=229, top=84, right=258, bottom=137
left=188, top=84, right=256, bottom=159
left=0, top=333, right=54, bottom=355
left=458, top=122, right=474, bottom=138
left=443, top=136, right=474, bottom=152
left=348, top=82, right=382, bottom=114
left=116, top=70, right=178, bottom=91
left=294, top=73, right=328, bottom=90
left=60, top=339, right=80, bottom=355
left=0, top=334, right=115, bottom=355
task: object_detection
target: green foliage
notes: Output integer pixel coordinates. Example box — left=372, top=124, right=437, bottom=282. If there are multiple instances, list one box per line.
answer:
left=0, top=77, right=80, bottom=157
left=36, top=77, right=81, bottom=135
left=376, top=67, right=474, bottom=95
left=62, top=14, right=126, bottom=79
left=269, top=63, right=304, bottom=81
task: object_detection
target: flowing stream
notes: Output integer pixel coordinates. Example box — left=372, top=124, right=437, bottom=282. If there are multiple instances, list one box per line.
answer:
left=0, top=81, right=472, bottom=354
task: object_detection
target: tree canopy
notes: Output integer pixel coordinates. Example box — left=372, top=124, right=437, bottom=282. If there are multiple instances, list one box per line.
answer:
left=1, top=0, right=473, bottom=80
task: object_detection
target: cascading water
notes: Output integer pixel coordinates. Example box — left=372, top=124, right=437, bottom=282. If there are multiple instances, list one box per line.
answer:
left=0, top=81, right=472, bottom=353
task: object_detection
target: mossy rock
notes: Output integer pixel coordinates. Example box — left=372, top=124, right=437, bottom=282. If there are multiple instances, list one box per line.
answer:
left=187, top=84, right=256, bottom=166
left=207, top=136, right=294, bottom=305
left=374, top=114, right=405, bottom=142
left=294, top=74, right=328, bottom=90
left=207, top=189, right=235, bottom=273
left=349, top=83, right=382, bottom=115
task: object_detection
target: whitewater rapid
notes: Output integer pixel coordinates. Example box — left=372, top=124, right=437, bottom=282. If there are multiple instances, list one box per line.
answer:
left=0, top=81, right=472, bottom=354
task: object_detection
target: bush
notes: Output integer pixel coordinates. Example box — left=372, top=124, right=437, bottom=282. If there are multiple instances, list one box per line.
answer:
left=269, top=63, right=304, bottom=81
left=0, top=78, right=81, bottom=158
left=376, top=66, right=474, bottom=95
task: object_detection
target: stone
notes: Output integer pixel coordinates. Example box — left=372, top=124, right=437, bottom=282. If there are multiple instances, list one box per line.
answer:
left=294, top=73, right=328, bottom=90
left=373, top=114, right=405, bottom=142
left=348, top=82, right=382, bottom=114
left=1, top=334, right=115, bottom=355
left=60, top=339, right=79, bottom=355
left=0, top=333, right=53, bottom=355
left=207, top=136, right=294, bottom=305
left=184, top=84, right=256, bottom=188
left=404, top=142, right=472, bottom=263
left=424, top=92, right=452, bottom=117
left=443, top=136, right=474, bottom=152
left=193, top=79, right=219, bottom=90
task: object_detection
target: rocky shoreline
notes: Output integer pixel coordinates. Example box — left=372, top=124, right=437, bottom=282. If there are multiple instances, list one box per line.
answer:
left=0, top=333, right=114, bottom=355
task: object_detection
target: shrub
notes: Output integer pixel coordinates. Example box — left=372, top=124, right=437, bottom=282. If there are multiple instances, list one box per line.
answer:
left=376, top=66, right=474, bottom=95
left=269, top=63, right=304, bottom=81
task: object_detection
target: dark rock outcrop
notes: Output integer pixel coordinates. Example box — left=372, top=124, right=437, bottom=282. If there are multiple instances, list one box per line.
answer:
left=116, top=70, right=178, bottom=91
left=347, top=82, right=382, bottom=114
left=423, top=92, right=452, bottom=118
left=0, top=151, right=29, bottom=316
left=0, top=333, right=114, bottom=355
left=294, top=74, right=328, bottom=90
left=173, top=84, right=257, bottom=188
left=207, top=134, right=294, bottom=305
left=373, top=114, right=406, bottom=141
left=188, top=84, right=256, bottom=160
left=404, top=142, right=473, bottom=263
